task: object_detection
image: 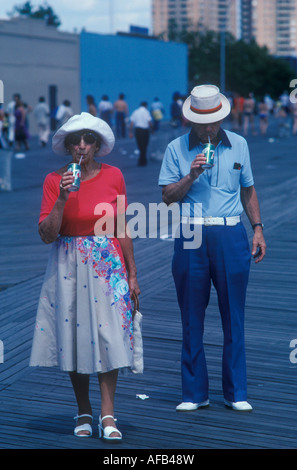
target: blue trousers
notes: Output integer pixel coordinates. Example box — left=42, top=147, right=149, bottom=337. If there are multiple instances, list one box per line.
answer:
left=172, top=222, right=251, bottom=403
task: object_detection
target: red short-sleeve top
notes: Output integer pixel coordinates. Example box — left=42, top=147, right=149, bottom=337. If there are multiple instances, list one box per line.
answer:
left=39, top=163, right=128, bottom=237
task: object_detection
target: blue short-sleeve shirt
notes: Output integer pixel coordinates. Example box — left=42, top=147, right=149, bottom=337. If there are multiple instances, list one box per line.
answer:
left=158, top=128, right=254, bottom=217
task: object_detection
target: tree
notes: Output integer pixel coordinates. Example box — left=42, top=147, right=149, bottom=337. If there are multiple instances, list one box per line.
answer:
left=224, top=36, right=295, bottom=99
left=8, top=1, right=61, bottom=27
left=163, top=22, right=295, bottom=99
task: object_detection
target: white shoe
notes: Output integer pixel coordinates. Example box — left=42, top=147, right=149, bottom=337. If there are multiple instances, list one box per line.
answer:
left=224, top=400, right=253, bottom=411
left=73, top=414, right=93, bottom=437
left=98, top=415, right=122, bottom=441
left=176, top=400, right=209, bottom=411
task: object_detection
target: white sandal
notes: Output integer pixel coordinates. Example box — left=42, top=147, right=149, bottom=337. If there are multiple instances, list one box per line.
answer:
left=98, top=415, right=122, bottom=441
left=74, top=414, right=93, bottom=437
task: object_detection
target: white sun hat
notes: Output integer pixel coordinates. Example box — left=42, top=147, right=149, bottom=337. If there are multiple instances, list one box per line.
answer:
left=52, top=112, right=115, bottom=157
left=182, top=85, right=231, bottom=124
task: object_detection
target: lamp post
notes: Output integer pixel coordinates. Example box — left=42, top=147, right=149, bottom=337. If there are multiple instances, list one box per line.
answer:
left=220, top=0, right=230, bottom=93
left=220, top=29, right=226, bottom=93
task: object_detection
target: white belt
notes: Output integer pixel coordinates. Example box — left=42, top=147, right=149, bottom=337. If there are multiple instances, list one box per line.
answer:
left=181, top=216, right=240, bottom=226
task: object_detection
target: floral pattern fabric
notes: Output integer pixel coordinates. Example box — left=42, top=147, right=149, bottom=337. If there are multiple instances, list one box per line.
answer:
left=30, top=236, right=134, bottom=374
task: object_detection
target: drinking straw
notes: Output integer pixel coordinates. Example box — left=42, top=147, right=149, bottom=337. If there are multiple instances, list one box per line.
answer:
left=79, top=155, right=83, bottom=165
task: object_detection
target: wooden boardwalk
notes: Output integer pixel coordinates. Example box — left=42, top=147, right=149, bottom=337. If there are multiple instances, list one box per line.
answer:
left=0, top=118, right=297, bottom=450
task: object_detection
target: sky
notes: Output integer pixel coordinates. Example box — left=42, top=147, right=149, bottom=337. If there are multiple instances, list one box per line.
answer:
left=0, top=0, right=151, bottom=35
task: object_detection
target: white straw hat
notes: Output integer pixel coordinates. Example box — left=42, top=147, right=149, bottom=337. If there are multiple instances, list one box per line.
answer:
left=182, top=85, right=231, bottom=124
left=52, top=112, right=115, bottom=157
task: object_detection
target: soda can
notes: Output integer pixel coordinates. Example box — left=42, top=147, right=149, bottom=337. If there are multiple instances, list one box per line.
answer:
left=67, top=163, right=81, bottom=191
left=201, top=143, right=215, bottom=169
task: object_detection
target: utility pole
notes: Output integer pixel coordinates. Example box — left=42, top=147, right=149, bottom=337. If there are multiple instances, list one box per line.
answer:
left=220, top=30, right=226, bottom=93
left=220, top=0, right=230, bottom=93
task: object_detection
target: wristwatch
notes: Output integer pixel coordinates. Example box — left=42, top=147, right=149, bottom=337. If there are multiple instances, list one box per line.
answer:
left=252, top=223, right=264, bottom=230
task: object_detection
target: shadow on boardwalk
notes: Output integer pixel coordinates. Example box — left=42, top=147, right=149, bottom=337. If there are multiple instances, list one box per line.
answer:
left=0, top=117, right=297, bottom=451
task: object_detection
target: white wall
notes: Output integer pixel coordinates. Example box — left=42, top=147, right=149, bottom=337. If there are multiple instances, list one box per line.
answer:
left=0, top=17, right=80, bottom=135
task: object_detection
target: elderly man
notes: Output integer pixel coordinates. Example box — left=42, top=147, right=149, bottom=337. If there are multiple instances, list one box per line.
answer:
left=158, top=85, right=266, bottom=412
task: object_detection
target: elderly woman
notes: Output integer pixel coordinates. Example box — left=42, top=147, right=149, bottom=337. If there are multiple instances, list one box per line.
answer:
left=30, top=112, right=140, bottom=441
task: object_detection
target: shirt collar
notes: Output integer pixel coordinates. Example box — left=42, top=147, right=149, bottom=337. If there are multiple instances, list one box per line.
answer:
left=188, top=127, right=232, bottom=150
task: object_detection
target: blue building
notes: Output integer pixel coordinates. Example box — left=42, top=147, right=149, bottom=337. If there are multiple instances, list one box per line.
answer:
left=80, top=31, right=188, bottom=119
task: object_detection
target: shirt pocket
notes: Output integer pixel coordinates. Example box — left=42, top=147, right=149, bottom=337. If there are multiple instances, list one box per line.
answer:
left=226, top=168, right=241, bottom=192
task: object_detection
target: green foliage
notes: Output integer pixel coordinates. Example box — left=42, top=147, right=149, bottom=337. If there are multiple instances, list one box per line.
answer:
left=166, top=23, right=295, bottom=99
left=8, top=1, right=61, bottom=27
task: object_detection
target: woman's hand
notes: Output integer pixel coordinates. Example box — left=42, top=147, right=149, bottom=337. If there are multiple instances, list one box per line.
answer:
left=59, top=171, right=74, bottom=199
left=129, top=274, right=141, bottom=317
left=128, top=274, right=141, bottom=298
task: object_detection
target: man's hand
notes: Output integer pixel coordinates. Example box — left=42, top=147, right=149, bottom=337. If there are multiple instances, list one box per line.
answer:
left=189, top=153, right=207, bottom=181
left=240, top=185, right=266, bottom=264
left=162, top=153, right=208, bottom=206
left=251, top=228, right=266, bottom=263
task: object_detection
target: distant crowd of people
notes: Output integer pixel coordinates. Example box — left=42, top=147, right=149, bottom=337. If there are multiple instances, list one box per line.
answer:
left=0, top=93, right=75, bottom=151
left=0, top=92, right=167, bottom=162
left=86, top=93, right=167, bottom=137
left=229, top=90, right=297, bottom=138
left=2, top=88, right=297, bottom=156
left=85, top=93, right=166, bottom=166
left=0, top=93, right=31, bottom=151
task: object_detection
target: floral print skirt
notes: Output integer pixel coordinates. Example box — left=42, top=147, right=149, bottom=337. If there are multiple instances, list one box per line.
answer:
left=30, top=236, right=133, bottom=374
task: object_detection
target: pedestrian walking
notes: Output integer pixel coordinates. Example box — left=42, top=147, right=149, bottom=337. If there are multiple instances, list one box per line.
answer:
left=170, top=92, right=182, bottom=128
left=151, top=97, right=164, bottom=131
left=276, top=105, right=290, bottom=138
left=6, top=93, right=19, bottom=147
left=30, top=112, right=140, bottom=441
left=264, top=93, right=274, bottom=114
left=232, top=92, right=244, bottom=131
left=243, top=92, right=257, bottom=136
left=86, top=95, right=97, bottom=117
left=113, top=93, right=129, bottom=138
left=129, top=102, right=153, bottom=166
left=14, top=96, right=30, bottom=151
left=0, top=108, right=7, bottom=149
left=56, top=100, right=73, bottom=127
left=279, top=90, right=290, bottom=113
left=2, top=112, right=9, bottom=142
left=159, top=84, right=266, bottom=412
left=98, top=95, right=113, bottom=126
left=33, top=97, right=50, bottom=147
left=258, top=99, right=269, bottom=136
